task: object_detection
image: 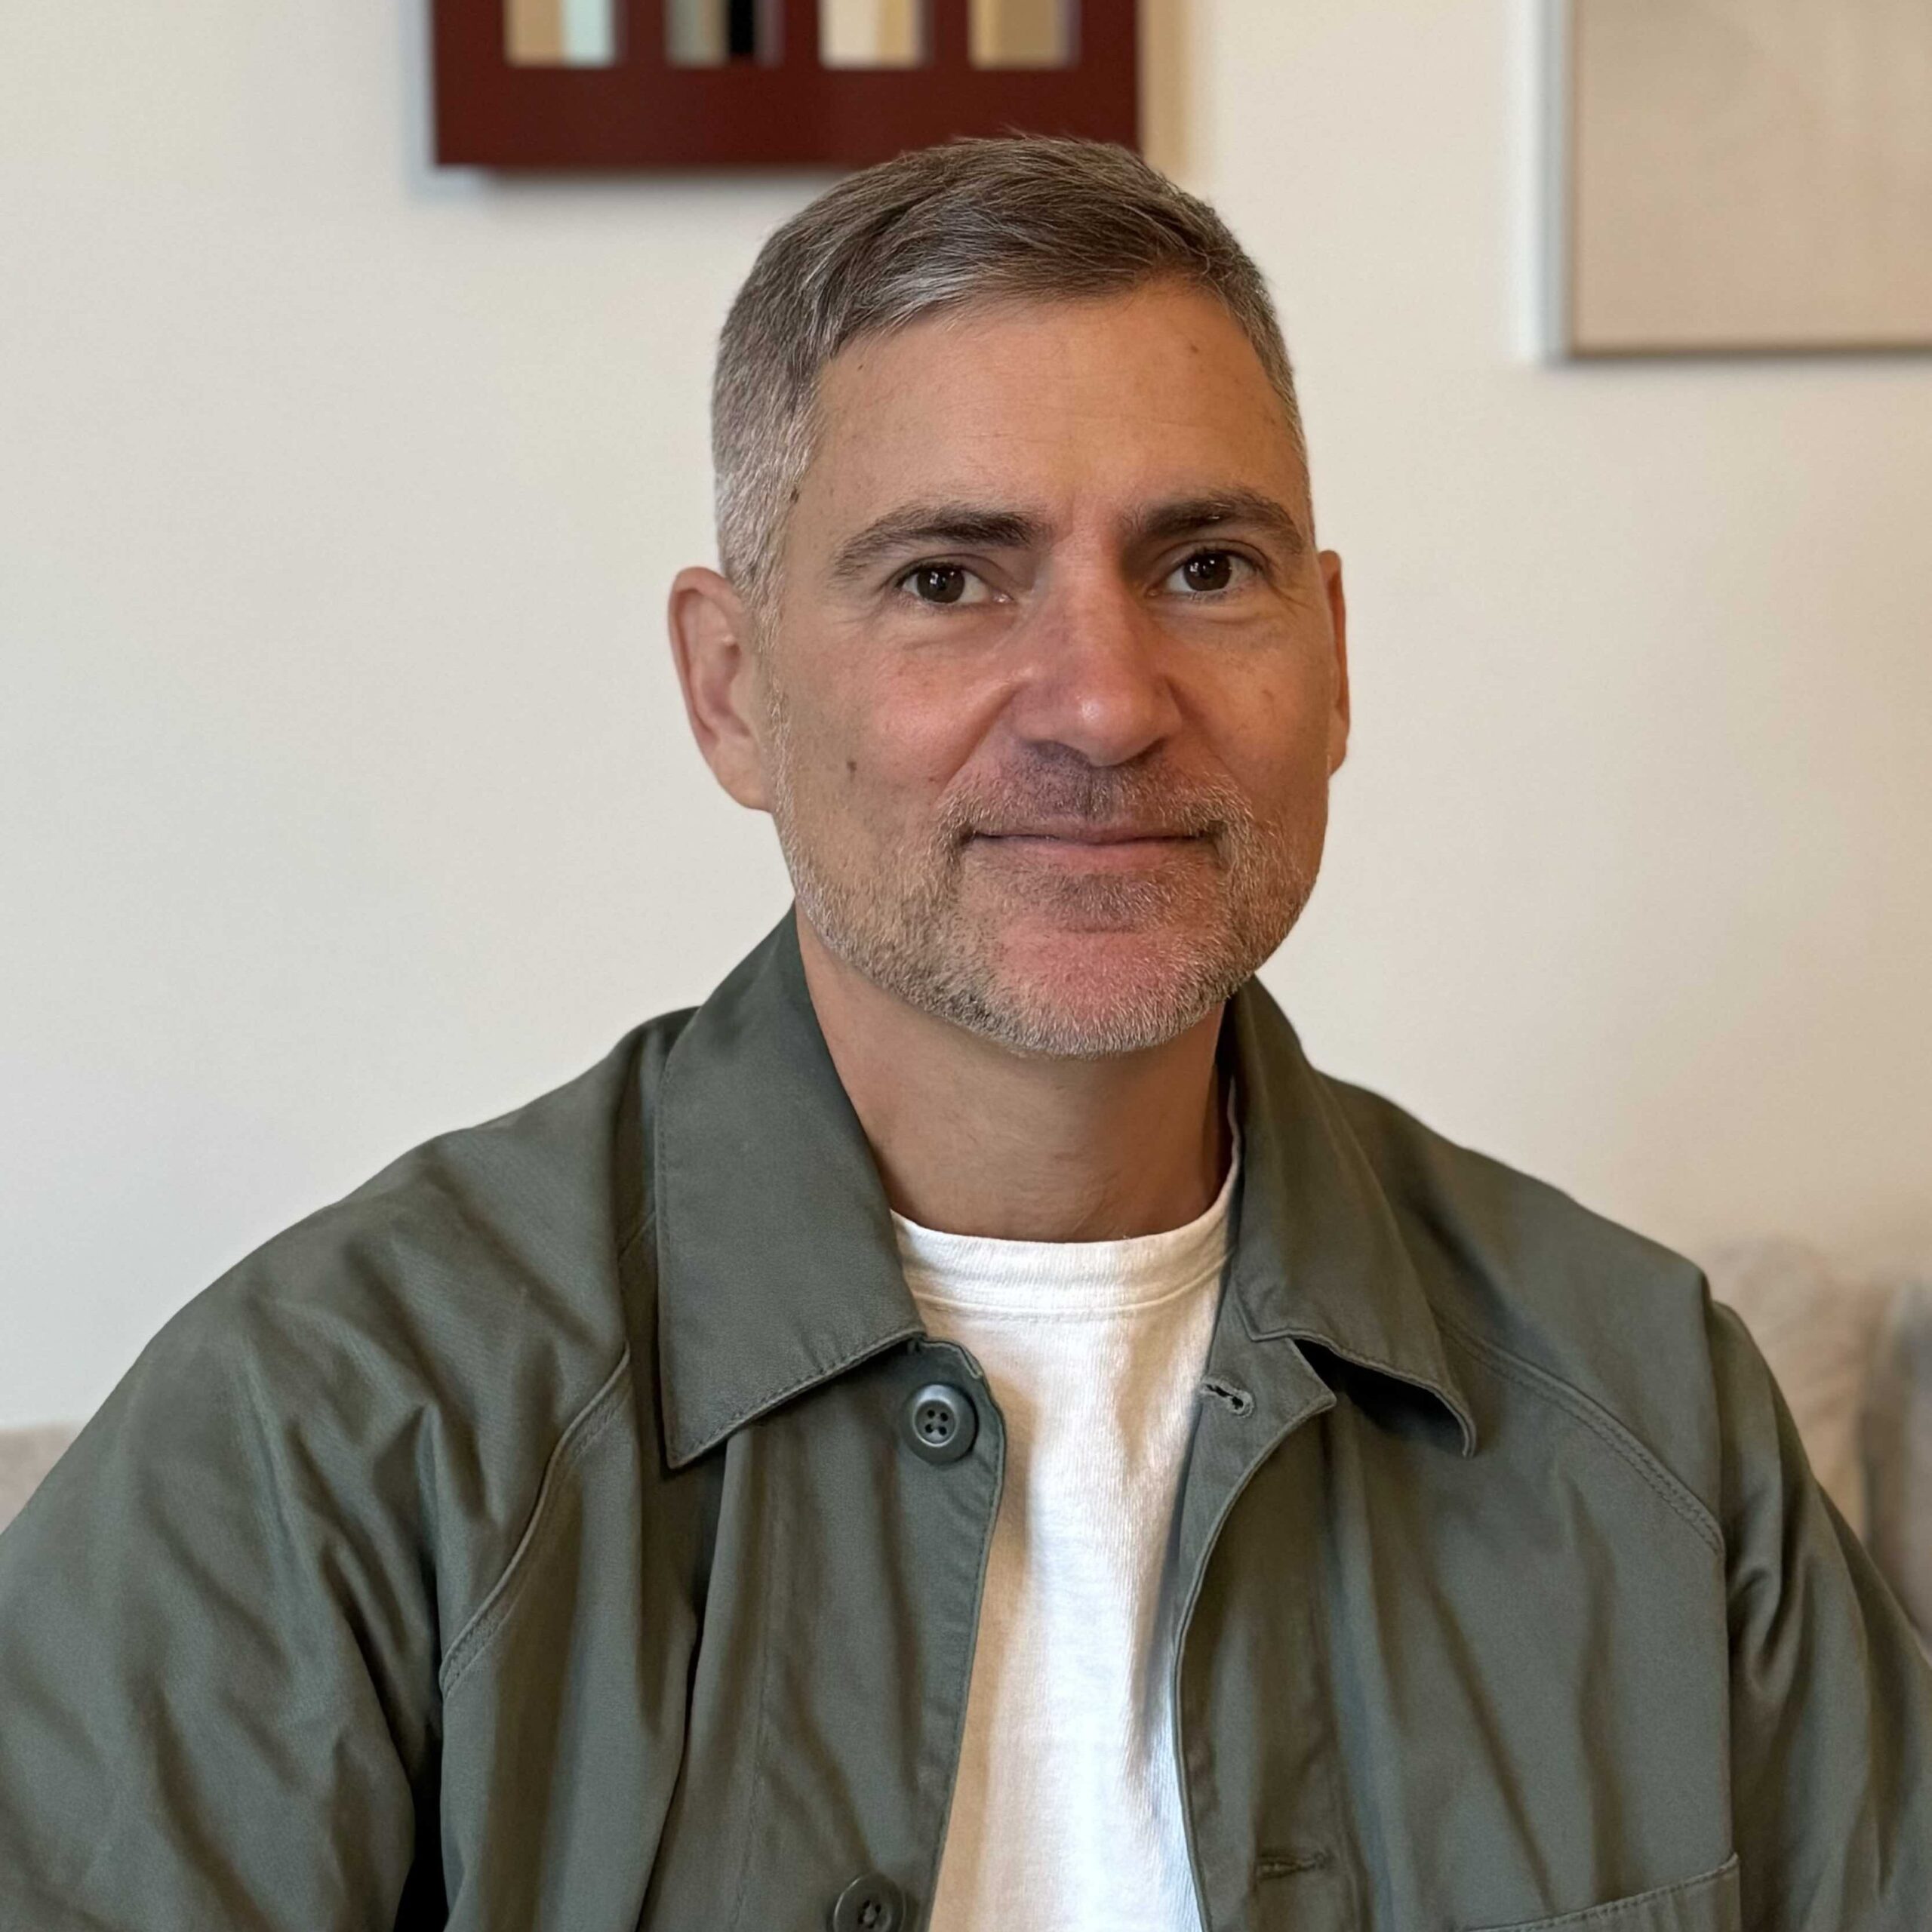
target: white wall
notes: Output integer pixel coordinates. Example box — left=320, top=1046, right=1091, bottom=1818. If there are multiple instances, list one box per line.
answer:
left=3, top=2, right=1928, bottom=1428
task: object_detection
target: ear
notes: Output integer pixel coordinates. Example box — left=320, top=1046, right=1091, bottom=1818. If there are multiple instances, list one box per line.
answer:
left=1318, top=549, right=1350, bottom=774
left=667, top=566, right=772, bottom=812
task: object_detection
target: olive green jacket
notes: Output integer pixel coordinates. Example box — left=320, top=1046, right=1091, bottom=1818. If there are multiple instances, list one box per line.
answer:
left=2, top=914, right=1927, bottom=1932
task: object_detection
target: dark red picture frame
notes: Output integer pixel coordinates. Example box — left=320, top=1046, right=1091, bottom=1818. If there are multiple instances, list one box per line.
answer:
left=432, top=0, right=1137, bottom=169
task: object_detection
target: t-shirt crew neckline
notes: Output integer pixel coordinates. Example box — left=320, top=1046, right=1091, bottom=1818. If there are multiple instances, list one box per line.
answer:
left=891, top=1116, right=1241, bottom=1320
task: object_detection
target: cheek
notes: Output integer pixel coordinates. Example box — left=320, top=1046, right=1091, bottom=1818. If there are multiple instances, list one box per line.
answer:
left=784, top=675, right=971, bottom=839
left=1211, top=678, right=1334, bottom=811
left=854, top=663, right=1001, bottom=801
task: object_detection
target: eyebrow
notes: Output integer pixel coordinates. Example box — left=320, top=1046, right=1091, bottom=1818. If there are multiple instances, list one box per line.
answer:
left=826, top=504, right=1050, bottom=586
left=823, top=488, right=1309, bottom=586
left=1125, top=489, right=1310, bottom=558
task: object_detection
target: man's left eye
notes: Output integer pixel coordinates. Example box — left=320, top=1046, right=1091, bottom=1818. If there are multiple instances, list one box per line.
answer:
left=1164, top=549, right=1252, bottom=596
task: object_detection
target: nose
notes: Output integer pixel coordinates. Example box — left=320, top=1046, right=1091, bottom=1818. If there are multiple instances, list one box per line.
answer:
left=1003, top=569, right=1181, bottom=768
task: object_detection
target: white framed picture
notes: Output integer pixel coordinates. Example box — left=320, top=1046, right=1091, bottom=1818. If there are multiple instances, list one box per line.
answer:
left=1552, top=0, right=1932, bottom=355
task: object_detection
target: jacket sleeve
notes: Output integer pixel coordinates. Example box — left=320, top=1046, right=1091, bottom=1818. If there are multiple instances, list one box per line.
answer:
left=0, top=1278, right=439, bottom=1930
left=1710, top=1296, right=1932, bottom=1928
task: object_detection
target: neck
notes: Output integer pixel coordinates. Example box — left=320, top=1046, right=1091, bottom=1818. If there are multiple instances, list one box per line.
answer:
left=795, top=914, right=1230, bottom=1242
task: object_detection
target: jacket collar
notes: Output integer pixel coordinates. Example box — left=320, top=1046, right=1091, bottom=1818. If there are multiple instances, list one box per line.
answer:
left=1219, top=983, right=1476, bottom=1456
left=653, top=911, right=1475, bottom=1469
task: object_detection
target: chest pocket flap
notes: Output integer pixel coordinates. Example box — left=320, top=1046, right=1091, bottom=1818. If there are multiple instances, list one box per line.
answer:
left=1466, top=1854, right=1740, bottom=1932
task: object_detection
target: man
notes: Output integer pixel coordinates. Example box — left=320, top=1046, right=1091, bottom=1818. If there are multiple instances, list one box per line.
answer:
left=0, top=137, right=1926, bottom=1932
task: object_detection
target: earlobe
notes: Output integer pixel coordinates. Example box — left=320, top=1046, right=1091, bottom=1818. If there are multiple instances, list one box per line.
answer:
left=666, top=567, right=773, bottom=812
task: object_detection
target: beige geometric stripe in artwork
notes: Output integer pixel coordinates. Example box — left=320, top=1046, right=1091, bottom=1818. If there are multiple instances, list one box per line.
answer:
left=973, top=0, right=1071, bottom=68
left=507, top=0, right=615, bottom=67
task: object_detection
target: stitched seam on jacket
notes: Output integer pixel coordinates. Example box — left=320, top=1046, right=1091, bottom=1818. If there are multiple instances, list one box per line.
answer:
left=438, top=1349, right=636, bottom=1698
left=1437, top=1318, right=1721, bottom=1557
left=724, top=1457, right=786, bottom=1932
left=438, top=1206, right=655, bottom=1694
left=1465, top=1851, right=1738, bottom=1930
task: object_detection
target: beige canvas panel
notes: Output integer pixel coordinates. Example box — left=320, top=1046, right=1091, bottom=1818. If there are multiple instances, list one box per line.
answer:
left=1567, top=0, right=1932, bottom=351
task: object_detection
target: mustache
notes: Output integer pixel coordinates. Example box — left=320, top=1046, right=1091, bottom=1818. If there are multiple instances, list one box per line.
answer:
left=936, top=763, right=1251, bottom=844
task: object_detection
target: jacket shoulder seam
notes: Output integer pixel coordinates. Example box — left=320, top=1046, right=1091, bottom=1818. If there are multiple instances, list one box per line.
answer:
left=435, top=1204, right=653, bottom=1699
left=1436, top=1315, right=1721, bottom=1558
left=438, top=1345, right=635, bottom=1700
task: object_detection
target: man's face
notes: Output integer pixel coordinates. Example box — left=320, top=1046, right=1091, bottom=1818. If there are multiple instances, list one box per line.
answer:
left=721, top=281, right=1347, bottom=1057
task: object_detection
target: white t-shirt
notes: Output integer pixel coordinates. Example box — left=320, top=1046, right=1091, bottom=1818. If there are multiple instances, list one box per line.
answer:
left=891, top=1141, right=1238, bottom=1932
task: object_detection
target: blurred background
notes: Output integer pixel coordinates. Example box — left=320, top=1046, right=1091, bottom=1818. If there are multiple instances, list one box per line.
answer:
left=4, top=0, right=1930, bottom=1436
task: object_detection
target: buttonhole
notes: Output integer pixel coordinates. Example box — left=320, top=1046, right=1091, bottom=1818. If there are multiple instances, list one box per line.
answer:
left=1255, top=1848, right=1331, bottom=1881
left=1199, top=1375, right=1254, bottom=1417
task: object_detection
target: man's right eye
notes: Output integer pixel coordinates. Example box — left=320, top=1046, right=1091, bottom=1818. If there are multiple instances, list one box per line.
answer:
left=900, top=565, right=973, bottom=605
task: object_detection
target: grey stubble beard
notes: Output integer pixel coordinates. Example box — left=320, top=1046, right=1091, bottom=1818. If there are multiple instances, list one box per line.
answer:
left=759, top=672, right=1318, bottom=1059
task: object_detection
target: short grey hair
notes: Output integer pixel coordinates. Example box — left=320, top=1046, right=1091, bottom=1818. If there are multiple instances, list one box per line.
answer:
left=712, top=136, right=1306, bottom=622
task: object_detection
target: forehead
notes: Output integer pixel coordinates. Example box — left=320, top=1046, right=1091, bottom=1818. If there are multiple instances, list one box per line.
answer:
left=799, top=283, right=1308, bottom=534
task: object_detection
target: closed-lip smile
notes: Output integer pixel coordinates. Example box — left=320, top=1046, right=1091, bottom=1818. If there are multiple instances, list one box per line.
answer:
left=968, top=825, right=1206, bottom=866
left=974, top=823, right=1198, bottom=844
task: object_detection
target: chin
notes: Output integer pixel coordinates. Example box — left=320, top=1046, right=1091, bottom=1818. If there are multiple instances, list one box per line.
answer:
left=968, top=925, right=1245, bottom=1059
left=998, top=915, right=1201, bottom=974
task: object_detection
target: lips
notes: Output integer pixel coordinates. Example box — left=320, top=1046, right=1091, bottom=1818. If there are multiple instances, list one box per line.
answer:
left=965, top=827, right=1208, bottom=871
left=971, top=825, right=1200, bottom=844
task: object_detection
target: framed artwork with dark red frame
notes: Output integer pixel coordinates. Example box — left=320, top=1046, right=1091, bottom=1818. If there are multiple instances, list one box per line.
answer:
left=433, top=1, right=1138, bottom=169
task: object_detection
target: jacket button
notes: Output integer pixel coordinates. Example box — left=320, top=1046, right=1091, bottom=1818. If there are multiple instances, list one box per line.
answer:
left=830, top=1869, right=905, bottom=1931
left=902, top=1382, right=977, bottom=1464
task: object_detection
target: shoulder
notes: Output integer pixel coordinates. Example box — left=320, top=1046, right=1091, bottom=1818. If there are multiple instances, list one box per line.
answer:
left=205, top=1006, right=693, bottom=1376
left=1324, top=1073, right=1729, bottom=1521
left=96, top=1004, right=697, bottom=1632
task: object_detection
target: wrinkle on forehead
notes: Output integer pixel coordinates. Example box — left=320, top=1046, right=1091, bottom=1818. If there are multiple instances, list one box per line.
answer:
left=780, top=284, right=1316, bottom=613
